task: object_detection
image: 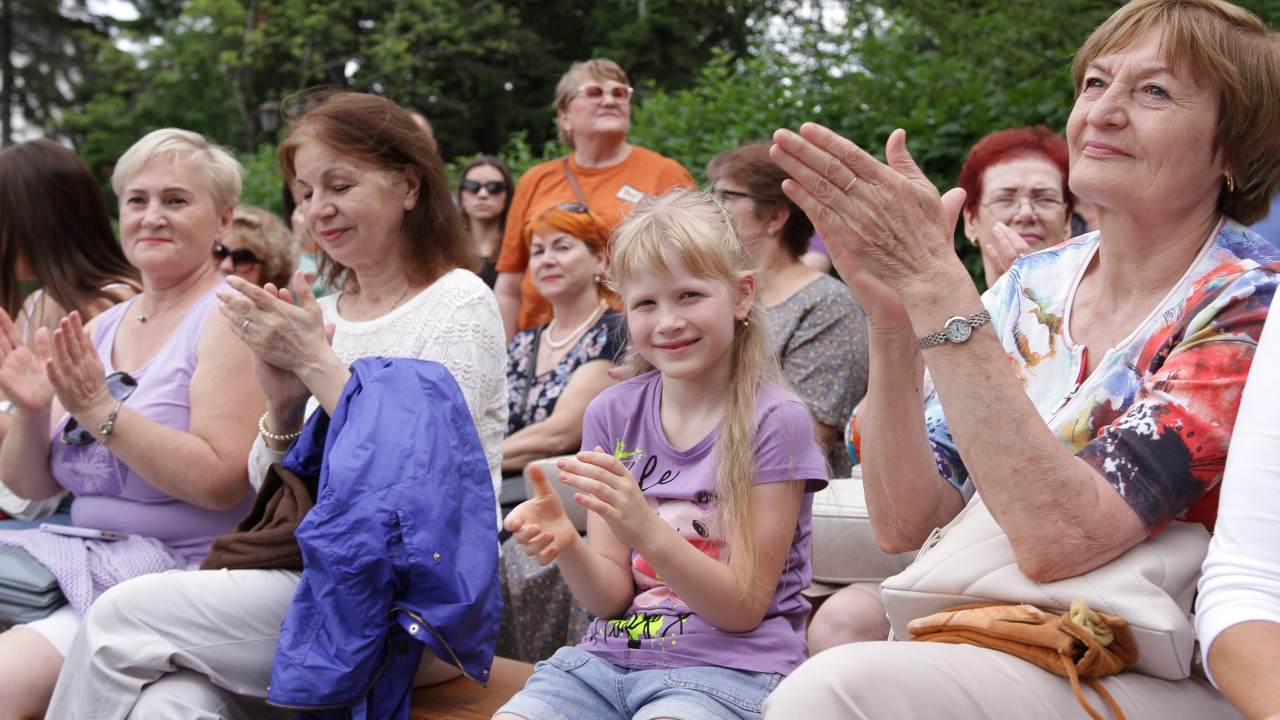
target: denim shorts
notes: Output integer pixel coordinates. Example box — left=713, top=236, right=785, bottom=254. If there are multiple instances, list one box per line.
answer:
left=495, top=646, right=782, bottom=720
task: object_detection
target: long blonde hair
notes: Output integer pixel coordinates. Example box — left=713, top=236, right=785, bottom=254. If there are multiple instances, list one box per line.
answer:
left=607, top=189, right=788, bottom=602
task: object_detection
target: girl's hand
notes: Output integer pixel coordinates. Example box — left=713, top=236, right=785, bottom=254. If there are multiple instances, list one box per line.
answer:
left=769, top=124, right=968, bottom=301
left=0, top=310, right=54, bottom=413
left=979, top=222, right=1032, bottom=288
left=45, top=313, right=114, bottom=421
left=504, top=464, right=581, bottom=565
left=557, top=447, right=662, bottom=552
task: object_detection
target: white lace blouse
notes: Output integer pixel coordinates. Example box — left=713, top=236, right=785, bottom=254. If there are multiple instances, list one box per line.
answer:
left=246, top=269, right=507, bottom=520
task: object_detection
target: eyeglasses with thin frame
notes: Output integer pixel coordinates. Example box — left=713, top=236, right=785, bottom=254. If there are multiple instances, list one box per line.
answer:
left=714, top=188, right=755, bottom=204
left=61, top=371, right=138, bottom=445
left=212, top=244, right=264, bottom=273
left=572, top=84, right=634, bottom=104
left=982, top=195, right=1066, bottom=222
left=556, top=203, right=607, bottom=244
left=460, top=179, right=508, bottom=195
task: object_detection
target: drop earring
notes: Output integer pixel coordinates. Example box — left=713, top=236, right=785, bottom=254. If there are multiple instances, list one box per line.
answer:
left=1226, top=173, right=1236, bottom=193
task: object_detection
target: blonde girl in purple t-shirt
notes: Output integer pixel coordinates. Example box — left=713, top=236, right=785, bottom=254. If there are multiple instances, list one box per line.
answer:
left=498, top=189, right=828, bottom=720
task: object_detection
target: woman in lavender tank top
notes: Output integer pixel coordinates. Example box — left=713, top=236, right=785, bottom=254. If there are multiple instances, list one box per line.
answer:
left=0, top=128, right=265, bottom=717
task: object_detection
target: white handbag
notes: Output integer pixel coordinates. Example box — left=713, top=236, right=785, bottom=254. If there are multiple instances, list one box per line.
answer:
left=879, top=493, right=1209, bottom=681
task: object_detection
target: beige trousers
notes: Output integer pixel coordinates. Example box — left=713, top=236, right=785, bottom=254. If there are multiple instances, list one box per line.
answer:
left=762, top=640, right=1243, bottom=720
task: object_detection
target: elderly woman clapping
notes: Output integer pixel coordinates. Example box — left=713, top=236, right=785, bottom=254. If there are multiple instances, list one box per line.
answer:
left=764, top=0, right=1280, bottom=717
left=0, top=129, right=262, bottom=717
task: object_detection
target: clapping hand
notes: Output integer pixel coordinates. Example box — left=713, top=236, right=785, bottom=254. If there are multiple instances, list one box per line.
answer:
left=0, top=309, right=54, bottom=414
left=505, top=464, right=582, bottom=565
left=555, top=447, right=660, bottom=553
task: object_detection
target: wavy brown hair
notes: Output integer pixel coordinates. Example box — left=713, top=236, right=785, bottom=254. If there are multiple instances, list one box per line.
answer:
left=278, top=91, right=478, bottom=293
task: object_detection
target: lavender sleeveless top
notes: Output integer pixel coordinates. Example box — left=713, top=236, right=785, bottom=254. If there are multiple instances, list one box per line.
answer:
left=48, top=283, right=256, bottom=564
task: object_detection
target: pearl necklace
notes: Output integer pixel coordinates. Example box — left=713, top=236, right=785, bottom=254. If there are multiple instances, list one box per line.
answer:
left=545, top=300, right=606, bottom=349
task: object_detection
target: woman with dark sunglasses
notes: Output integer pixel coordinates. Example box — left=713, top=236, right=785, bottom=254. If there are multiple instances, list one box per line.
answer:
left=0, top=128, right=265, bottom=717
left=493, top=57, right=694, bottom=342
left=457, top=155, right=514, bottom=288
left=214, top=205, right=299, bottom=289
left=46, top=91, right=508, bottom=719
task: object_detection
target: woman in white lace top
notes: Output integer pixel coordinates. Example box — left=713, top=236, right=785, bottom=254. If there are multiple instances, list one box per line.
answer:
left=45, top=92, right=507, bottom=719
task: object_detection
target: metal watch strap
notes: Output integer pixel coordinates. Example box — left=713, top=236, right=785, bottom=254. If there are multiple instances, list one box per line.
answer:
left=916, top=310, right=991, bottom=349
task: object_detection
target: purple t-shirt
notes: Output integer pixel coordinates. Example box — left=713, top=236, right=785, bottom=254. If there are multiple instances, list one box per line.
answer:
left=48, top=283, right=256, bottom=564
left=575, top=371, right=827, bottom=675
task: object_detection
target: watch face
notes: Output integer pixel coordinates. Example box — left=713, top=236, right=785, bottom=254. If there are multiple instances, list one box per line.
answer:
left=944, top=316, right=972, bottom=343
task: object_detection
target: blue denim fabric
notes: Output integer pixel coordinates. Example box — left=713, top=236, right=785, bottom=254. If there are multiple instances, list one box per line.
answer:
left=495, top=646, right=782, bottom=720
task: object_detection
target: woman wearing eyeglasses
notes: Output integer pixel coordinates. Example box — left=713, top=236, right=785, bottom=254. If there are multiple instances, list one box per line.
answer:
left=958, top=126, right=1073, bottom=288
left=708, top=140, right=868, bottom=478
left=0, top=128, right=264, bottom=717
left=494, top=58, right=694, bottom=342
left=214, top=205, right=299, bottom=289
left=458, top=155, right=515, bottom=288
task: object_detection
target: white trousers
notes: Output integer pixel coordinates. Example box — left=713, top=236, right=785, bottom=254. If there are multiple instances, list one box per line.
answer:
left=45, top=568, right=300, bottom=720
left=762, top=640, right=1244, bottom=720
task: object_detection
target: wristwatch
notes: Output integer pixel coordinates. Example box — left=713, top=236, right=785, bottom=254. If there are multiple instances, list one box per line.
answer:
left=916, top=311, right=991, bottom=349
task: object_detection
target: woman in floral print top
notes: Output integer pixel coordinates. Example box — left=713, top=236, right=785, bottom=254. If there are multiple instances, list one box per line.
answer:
left=502, top=205, right=624, bottom=474
left=766, top=0, right=1280, bottom=715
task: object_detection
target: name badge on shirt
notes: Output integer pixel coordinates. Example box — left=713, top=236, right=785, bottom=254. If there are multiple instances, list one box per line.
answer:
left=616, top=184, right=647, bottom=205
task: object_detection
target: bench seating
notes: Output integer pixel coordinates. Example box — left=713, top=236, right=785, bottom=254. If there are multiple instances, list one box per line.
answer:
left=408, top=656, right=535, bottom=720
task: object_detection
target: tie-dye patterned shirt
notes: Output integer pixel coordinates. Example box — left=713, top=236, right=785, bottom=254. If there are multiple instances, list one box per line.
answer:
left=575, top=371, right=828, bottom=674
left=925, top=218, right=1279, bottom=535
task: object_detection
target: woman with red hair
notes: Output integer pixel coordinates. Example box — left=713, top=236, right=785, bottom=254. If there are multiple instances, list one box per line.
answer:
left=958, top=125, right=1073, bottom=287
left=501, top=204, right=623, bottom=475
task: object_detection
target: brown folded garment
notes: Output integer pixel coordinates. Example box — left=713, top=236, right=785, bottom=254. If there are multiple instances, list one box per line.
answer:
left=200, top=463, right=317, bottom=571
left=909, top=600, right=1139, bottom=720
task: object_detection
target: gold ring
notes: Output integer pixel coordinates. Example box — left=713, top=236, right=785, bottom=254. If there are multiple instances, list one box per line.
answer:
left=843, top=175, right=859, bottom=193
left=242, top=318, right=250, bottom=331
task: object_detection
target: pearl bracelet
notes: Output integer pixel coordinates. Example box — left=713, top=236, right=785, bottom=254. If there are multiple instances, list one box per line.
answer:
left=258, top=411, right=303, bottom=443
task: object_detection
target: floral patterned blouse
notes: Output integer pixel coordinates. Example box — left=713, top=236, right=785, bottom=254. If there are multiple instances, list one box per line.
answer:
left=506, top=309, right=625, bottom=435
left=922, top=219, right=1279, bottom=534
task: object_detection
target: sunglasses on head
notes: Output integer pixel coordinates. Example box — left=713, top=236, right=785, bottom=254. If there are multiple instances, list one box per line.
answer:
left=573, top=84, right=633, bottom=103
left=213, top=244, right=263, bottom=273
left=556, top=203, right=607, bottom=244
left=460, top=179, right=508, bottom=195
left=61, top=372, right=138, bottom=445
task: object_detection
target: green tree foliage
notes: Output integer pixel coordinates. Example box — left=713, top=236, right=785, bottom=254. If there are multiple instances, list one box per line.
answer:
left=629, top=0, right=1273, bottom=284
left=51, top=0, right=778, bottom=192
left=0, top=0, right=111, bottom=146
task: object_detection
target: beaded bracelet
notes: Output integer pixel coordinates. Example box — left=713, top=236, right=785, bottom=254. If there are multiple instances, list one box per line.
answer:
left=258, top=411, right=303, bottom=443
left=96, top=399, right=123, bottom=445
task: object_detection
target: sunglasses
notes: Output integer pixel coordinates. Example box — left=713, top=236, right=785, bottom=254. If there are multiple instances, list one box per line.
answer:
left=213, top=244, right=264, bottom=273
left=573, top=84, right=634, bottom=103
left=556, top=203, right=608, bottom=244
left=61, top=372, right=138, bottom=445
left=460, top=179, right=508, bottom=195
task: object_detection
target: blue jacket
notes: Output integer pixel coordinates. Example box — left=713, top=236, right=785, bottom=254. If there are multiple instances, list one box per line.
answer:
left=266, top=358, right=502, bottom=720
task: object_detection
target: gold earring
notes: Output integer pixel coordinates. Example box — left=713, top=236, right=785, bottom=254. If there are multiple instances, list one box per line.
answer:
left=1226, top=173, right=1236, bottom=193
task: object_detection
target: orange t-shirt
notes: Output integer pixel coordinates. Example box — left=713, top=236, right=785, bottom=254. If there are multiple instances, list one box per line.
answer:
left=495, top=146, right=695, bottom=330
